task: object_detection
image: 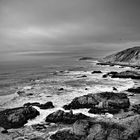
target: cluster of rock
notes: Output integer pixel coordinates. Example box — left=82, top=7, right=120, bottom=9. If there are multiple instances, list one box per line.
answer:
left=50, top=114, right=140, bottom=140
left=46, top=110, right=88, bottom=124
left=127, top=87, right=140, bottom=94
left=103, top=70, right=140, bottom=79
left=48, top=91, right=140, bottom=140
left=111, top=71, right=140, bottom=79
left=23, top=101, right=54, bottom=109
left=63, top=92, right=130, bottom=114
left=0, top=91, right=140, bottom=140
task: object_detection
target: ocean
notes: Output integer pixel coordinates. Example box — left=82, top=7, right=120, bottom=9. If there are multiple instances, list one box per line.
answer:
left=0, top=52, right=134, bottom=108
left=0, top=51, right=137, bottom=126
left=0, top=51, right=97, bottom=96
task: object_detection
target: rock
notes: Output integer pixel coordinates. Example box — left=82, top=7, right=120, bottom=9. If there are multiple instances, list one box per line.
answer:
left=120, top=115, right=140, bottom=139
left=87, top=124, right=107, bottom=140
left=30, top=137, right=45, bottom=140
left=102, top=71, right=118, bottom=78
left=111, top=70, right=140, bottom=79
left=109, top=64, right=115, bottom=66
left=58, top=88, right=64, bottom=91
left=106, top=71, right=118, bottom=75
left=63, top=93, right=99, bottom=110
left=45, top=110, right=88, bottom=124
left=96, top=62, right=109, bottom=66
left=16, top=90, right=25, bottom=95
left=88, top=106, right=120, bottom=114
left=0, top=106, right=39, bottom=130
left=91, top=71, right=102, bottom=74
left=32, top=124, right=48, bottom=131
left=129, top=104, right=140, bottom=114
left=127, top=87, right=140, bottom=94
left=16, top=90, right=34, bottom=96
left=77, top=75, right=87, bottom=78
left=73, top=120, right=89, bottom=136
left=1, top=129, right=8, bottom=133
left=39, top=102, right=54, bottom=109
left=24, top=102, right=41, bottom=107
left=113, top=87, right=117, bottom=91
left=127, top=93, right=135, bottom=96
left=114, top=111, right=135, bottom=120
left=89, top=93, right=130, bottom=115
left=23, top=101, right=54, bottom=109
left=63, top=92, right=130, bottom=111
left=50, top=129, right=81, bottom=140
left=102, top=74, right=108, bottom=78
left=50, top=114, right=140, bottom=140
left=107, top=129, right=121, bottom=140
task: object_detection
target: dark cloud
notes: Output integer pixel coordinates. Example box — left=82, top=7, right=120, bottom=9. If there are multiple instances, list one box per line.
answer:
left=0, top=0, right=140, bottom=52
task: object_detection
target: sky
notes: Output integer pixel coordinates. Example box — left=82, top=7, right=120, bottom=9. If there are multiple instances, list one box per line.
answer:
left=0, top=0, right=140, bottom=53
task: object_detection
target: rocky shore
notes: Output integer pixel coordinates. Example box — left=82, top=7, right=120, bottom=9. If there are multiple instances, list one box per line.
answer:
left=0, top=62, right=140, bottom=139
left=0, top=90, right=140, bottom=139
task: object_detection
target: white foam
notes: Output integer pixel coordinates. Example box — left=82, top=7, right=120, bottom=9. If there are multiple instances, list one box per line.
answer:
left=25, top=107, right=98, bottom=126
left=23, top=86, right=33, bottom=90
left=25, top=106, right=59, bottom=126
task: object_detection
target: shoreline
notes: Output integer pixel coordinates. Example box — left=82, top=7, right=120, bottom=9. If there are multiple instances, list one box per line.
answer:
left=0, top=60, right=140, bottom=140
left=0, top=65, right=136, bottom=108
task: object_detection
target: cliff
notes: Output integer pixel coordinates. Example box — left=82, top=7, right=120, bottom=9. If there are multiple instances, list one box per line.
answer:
left=104, top=46, right=140, bottom=65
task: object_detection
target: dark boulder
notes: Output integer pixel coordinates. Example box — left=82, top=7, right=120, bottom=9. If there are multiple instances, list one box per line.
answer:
left=58, top=88, right=64, bottom=91
left=63, top=94, right=99, bottom=110
left=91, top=71, right=102, bottom=74
left=39, top=102, right=54, bottom=109
left=45, top=110, right=88, bottom=124
left=77, top=75, right=87, bottom=78
left=63, top=92, right=130, bottom=111
left=102, top=74, right=108, bottom=78
left=1, top=129, right=8, bottom=134
left=113, top=87, right=117, bottom=91
left=127, top=87, right=140, bottom=94
left=107, top=71, right=118, bottom=75
left=0, top=106, right=39, bottom=130
left=23, top=101, right=54, bottom=109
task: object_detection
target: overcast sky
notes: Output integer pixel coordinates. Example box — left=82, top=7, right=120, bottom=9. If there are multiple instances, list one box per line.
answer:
left=0, top=0, right=140, bottom=53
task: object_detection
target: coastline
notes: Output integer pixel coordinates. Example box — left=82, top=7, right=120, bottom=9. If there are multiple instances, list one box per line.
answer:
left=0, top=60, right=140, bottom=140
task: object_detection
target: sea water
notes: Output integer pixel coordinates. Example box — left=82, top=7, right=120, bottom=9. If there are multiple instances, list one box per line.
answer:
left=0, top=51, right=134, bottom=125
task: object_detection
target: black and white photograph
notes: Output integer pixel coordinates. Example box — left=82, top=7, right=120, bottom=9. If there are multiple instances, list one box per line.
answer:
left=0, top=0, right=140, bottom=139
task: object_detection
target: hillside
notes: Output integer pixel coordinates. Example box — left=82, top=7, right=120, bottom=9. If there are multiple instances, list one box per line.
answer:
left=104, top=46, right=140, bottom=65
